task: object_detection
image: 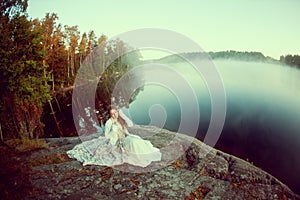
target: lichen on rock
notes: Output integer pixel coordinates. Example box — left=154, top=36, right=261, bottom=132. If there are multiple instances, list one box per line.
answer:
left=3, top=125, right=299, bottom=199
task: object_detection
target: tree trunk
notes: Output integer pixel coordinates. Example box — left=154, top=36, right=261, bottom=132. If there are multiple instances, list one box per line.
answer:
left=54, top=96, right=62, bottom=112
left=52, top=72, right=55, bottom=91
left=0, top=122, right=3, bottom=142
left=71, top=54, right=74, bottom=77
left=67, top=49, right=70, bottom=85
left=48, top=100, right=63, bottom=137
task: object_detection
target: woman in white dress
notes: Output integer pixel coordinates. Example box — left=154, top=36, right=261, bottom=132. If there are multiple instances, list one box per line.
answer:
left=67, top=107, right=162, bottom=168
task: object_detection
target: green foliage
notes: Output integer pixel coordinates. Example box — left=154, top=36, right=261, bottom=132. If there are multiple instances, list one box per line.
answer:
left=70, top=38, right=143, bottom=128
left=157, top=50, right=278, bottom=63
left=0, top=0, right=28, bottom=16
left=0, top=2, right=51, bottom=139
left=209, top=50, right=267, bottom=61
left=96, top=40, right=143, bottom=107
left=280, top=54, right=300, bottom=68
left=34, top=13, right=69, bottom=90
left=1, top=3, right=143, bottom=138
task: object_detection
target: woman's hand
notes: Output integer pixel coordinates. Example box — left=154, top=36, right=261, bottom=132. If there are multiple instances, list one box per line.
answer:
left=117, top=130, right=125, bottom=140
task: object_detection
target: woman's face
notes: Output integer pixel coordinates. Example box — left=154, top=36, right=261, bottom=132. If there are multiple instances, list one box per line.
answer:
left=110, top=109, right=119, bottom=119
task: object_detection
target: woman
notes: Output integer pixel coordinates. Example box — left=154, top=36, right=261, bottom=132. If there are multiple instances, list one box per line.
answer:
left=105, top=107, right=162, bottom=167
left=67, top=107, right=162, bottom=168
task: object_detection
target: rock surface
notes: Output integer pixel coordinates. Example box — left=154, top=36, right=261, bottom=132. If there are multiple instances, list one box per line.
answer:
left=2, top=125, right=299, bottom=199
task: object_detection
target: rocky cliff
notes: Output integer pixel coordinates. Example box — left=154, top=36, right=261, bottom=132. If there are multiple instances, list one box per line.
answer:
left=1, top=125, right=299, bottom=199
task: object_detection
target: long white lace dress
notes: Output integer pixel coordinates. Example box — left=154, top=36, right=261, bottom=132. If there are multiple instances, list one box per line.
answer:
left=67, top=114, right=162, bottom=167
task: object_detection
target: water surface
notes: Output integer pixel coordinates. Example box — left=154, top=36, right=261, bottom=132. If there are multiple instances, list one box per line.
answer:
left=127, top=60, right=300, bottom=194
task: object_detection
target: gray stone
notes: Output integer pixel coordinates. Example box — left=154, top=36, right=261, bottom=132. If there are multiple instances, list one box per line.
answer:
left=18, top=125, right=300, bottom=199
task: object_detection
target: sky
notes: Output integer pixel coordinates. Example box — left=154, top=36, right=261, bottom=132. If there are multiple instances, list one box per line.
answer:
left=27, top=0, right=300, bottom=60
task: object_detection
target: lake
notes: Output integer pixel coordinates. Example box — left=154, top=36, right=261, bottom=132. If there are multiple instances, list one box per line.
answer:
left=125, top=60, right=300, bottom=194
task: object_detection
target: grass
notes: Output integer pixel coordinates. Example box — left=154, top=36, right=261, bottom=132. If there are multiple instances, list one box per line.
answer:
left=5, top=138, right=50, bottom=153
left=28, top=153, right=72, bottom=167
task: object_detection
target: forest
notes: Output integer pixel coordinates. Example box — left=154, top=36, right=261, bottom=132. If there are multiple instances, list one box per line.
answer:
left=158, top=50, right=300, bottom=67
left=1, top=0, right=299, bottom=142
left=0, top=0, right=142, bottom=142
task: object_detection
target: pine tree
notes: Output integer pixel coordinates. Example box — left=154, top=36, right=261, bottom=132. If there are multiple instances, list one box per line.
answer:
left=64, top=25, right=80, bottom=85
left=34, top=13, right=68, bottom=91
left=0, top=0, right=51, bottom=139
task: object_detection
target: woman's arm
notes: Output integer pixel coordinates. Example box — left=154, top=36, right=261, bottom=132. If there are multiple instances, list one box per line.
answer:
left=104, top=118, right=113, bottom=139
left=104, top=118, right=120, bottom=146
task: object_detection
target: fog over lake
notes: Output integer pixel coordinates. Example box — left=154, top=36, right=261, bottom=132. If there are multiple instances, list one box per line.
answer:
left=126, top=60, right=300, bottom=194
